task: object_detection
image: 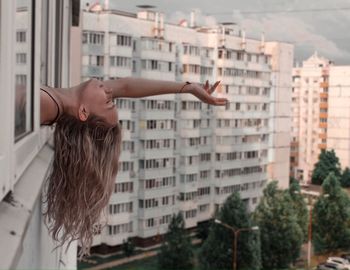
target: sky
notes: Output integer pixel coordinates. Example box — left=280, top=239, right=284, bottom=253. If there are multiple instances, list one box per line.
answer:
left=83, top=0, right=350, bottom=65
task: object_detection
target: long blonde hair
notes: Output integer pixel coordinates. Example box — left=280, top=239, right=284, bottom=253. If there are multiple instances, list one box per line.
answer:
left=44, top=113, right=122, bottom=258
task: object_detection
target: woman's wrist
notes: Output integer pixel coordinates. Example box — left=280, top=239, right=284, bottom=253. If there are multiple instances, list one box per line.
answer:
left=179, top=81, right=192, bottom=94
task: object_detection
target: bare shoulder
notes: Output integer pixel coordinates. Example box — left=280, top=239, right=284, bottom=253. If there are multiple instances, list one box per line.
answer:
left=40, top=86, right=57, bottom=125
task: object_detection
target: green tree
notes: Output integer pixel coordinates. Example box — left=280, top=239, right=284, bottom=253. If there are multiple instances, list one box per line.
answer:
left=157, top=212, right=193, bottom=270
left=288, top=178, right=309, bottom=241
left=199, top=192, right=261, bottom=270
left=122, top=237, right=135, bottom=257
left=312, top=172, right=350, bottom=253
left=312, top=149, right=341, bottom=185
left=254, top=181, right=303, bottom=269
left=341, top=167, right=350, bottom=188
left=196, top=220, right=213, bottom=242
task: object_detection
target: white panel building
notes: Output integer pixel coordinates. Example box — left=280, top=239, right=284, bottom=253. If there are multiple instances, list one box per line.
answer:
left=72, top=5, right=293, bottom=252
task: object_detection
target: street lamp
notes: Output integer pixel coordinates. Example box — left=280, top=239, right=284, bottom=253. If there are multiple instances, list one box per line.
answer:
left=214, top=219, right=259, bottom=270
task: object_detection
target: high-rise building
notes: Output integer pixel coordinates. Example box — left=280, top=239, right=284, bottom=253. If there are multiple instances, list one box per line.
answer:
left=71, top=5, right=293, bottom=252
left=327, top=67, right=350, bottom=169
left=291, top=53, right=331, bottom=182
left=291, top=53, right=338, bottom=183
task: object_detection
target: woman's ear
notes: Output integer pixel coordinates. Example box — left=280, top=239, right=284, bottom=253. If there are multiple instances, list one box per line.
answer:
left=78, top=105, right=89, bottom=121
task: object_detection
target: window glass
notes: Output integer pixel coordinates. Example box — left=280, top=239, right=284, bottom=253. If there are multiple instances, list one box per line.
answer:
left=14, top=0, right=33, bottom=141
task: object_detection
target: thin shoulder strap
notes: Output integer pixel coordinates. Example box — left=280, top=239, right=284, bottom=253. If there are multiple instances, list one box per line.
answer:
left=40, top=87, right=61, bottom=125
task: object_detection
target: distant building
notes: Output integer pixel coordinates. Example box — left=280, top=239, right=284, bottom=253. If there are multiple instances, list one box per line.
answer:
left=70, top=4, right=293, bottom=253
left=291, top=52, right=332, bottom=183
left=291, top=52, right=350, bottom=183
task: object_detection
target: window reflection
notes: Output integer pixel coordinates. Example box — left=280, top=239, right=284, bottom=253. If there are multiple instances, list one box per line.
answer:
left=14, top=0, right=33, bottom=141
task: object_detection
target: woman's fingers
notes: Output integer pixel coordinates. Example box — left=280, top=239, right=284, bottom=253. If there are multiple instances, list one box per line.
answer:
left=209, top=81, right=220, bottom=94
left=204, top=80, right=209, bottom=91
left=211, top=97, right=228, bottom=105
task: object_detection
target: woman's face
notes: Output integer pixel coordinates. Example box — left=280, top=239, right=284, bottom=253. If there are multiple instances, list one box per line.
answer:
left=80, top=79, right=118, bottom=125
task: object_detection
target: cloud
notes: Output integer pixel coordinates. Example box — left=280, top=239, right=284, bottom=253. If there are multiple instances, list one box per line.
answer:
left=236, top=12, right=350, bottom=61
left=168, top=9, right=217, bottom=27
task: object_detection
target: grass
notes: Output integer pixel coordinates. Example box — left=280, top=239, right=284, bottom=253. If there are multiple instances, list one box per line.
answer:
left=109, top=246, right=202, bottom=270
left=78, top=249, right=144, bottom=269
left=79, top=243, right=201, bottom=270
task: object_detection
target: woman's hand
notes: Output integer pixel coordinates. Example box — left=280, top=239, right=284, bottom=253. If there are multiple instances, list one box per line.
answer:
left=186, top=80, right=228, bottom=106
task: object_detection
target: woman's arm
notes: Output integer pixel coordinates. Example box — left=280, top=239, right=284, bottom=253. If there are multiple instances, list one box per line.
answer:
left=104, top=77, right=228, bottom=106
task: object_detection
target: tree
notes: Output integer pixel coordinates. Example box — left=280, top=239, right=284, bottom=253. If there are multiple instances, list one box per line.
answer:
left=312, top=172, right=350, bottom=253
left=196, top=220, right=213, bottom=242
left=253, top=181, right=304, bottom=269
left=122, top=237, right=135, bottom=257
left=199, top=192, right=261, bottom=270
left=341, top=167, right=350, bottom=188
left=312, top=149, right=341, bottom=185
left=157, top=212, right=194, bottom=270
left=288, top=178, right=309, bottom=242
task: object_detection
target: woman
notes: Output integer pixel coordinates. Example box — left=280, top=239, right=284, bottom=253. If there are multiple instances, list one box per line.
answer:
left=41, top=77, right=227, bottom=257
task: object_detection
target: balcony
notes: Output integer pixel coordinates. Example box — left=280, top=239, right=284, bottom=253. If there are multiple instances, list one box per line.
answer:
left=140, top=50, right=175, bottom=62
left=217, top=58, right=235, bottom=68
left=179, top=110, right=201, bottom=119
left=319, top=103, right=328, bottom=109
left=139, top=167, right=174, bottom=179
left=320, top=82, right=329, bottom=88
left=181, top=73, right=201, bottom=83
left=319, top=122, right=327, bottom=128
left=109, top=45, right=132, bottom=57
left=82, top=65, right=104, bottom=77
left=318, top=143, right=327, bottom=150
left=180, top=128, right=200, bottom=138
left=140, top=70, right=175, bottom=81
left=109, top=66, right=132, bottom=78
left=319, top=92, right=328, bottom=98
left=139, top=110, right=174, bottom=120
left=139, top=129, right=175, bottom=140
left=139, top=148, right=174, bottom=159
left=178, top=164, right=200, bottom=174
left=318, top=133, right=327, bottom=139
left=82, top=43, right=104, bottom=55
left=180, top=146, right=200, bottom=156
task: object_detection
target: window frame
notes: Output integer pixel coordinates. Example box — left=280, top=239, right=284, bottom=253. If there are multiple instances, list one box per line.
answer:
left=0, top=0, right=71, bottom=201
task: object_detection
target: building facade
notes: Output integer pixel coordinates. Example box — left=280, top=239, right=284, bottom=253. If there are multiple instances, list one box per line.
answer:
left=327, top=67, right=350, bottom=170
left=290, top=53, right=348, bottom=183
left=73, top=5, right=293, bottom=251
left=291, top=53, right=331, bottom=182
left=0, top=0, right=79, bottom=268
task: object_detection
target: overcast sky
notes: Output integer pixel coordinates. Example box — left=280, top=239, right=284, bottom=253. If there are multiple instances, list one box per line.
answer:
left=83, top=0, right=350, bottom=65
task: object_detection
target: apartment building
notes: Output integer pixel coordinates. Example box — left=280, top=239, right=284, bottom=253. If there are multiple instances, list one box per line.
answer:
left=0, top=0, right=80, bottom=268
left=327, top=67, right=350, bottom=170
left=291, top=53, right=350, bottom=183
left=73, top=4, right=293, bottom=251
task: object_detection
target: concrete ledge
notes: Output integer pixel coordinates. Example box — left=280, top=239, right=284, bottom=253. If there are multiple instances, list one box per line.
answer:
left=0, top=144, right=53, bottom=269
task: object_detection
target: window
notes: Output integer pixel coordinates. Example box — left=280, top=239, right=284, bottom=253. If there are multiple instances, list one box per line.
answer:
left=14, top=1, right=34, bottom=141
left=0, top=0, right=72, bottom=202
left=16, top=30, right=26, bottom=42
left=108, top=222, right=133, bottom=235
left=117, top=34, right=132, bottom=46
left=82, top=31, right=104, bottom=45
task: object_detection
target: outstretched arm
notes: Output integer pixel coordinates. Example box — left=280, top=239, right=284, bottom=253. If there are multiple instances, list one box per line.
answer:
left=104, top=77, right=228, bottom=106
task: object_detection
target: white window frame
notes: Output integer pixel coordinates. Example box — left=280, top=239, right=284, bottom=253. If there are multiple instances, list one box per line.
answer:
left=0, top=0, right=71, bottom=202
